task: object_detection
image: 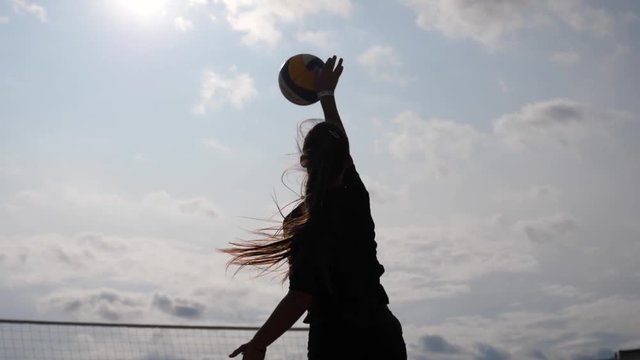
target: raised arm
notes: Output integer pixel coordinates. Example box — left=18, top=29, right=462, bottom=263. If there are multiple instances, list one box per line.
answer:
left=316, top=56, right=346, bottom=137
left=316, top=55, right=353, bottom=166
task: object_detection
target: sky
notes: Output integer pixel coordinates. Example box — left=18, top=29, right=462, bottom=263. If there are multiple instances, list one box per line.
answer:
left=1, top=0, right=640, bottom=359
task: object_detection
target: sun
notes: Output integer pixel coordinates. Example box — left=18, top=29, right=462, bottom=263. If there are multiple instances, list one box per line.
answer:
left=113, top=0, right=171, bottom=25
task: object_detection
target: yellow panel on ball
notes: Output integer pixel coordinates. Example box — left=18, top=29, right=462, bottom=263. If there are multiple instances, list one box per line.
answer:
left=291, top=55, right=316, bottom=91
left=278, top=54, right=324, bottom=106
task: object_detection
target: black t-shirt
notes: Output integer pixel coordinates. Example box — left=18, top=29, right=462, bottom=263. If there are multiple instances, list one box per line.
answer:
left=287, top=165, right=389, bottom=324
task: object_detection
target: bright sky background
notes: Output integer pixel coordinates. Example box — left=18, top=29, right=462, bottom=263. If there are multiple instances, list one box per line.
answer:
left=2, top=1, right=640, bottom=359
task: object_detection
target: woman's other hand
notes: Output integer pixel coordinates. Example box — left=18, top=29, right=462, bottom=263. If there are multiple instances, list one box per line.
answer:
left=228, top=341, right=266, bottom=360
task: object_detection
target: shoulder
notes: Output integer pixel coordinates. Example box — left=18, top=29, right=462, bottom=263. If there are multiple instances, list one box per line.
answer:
left=342, top=164, right=367, bottom=192
left=284, top=203, right=305, bottom=223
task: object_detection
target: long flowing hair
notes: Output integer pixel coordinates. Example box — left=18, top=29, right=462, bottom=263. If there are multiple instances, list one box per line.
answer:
left=220, top=120, right=350, bottom=280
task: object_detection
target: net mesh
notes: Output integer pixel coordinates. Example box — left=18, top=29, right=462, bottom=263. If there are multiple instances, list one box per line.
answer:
left=0, top=320, right=308, bottom=360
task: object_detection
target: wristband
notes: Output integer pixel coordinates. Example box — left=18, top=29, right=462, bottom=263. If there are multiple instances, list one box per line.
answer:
left=317, top=90, right=334, bottom=98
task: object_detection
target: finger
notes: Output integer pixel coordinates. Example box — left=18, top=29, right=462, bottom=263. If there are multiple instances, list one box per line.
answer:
left=325, top=55, right=336, bottom=70
left=335, top=58, right=344, bottom=76
left=229, top=345, right=245, bottom=358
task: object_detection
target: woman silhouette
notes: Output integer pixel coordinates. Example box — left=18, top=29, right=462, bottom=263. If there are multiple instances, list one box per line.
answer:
left=224, top=55, right=407, bottom=360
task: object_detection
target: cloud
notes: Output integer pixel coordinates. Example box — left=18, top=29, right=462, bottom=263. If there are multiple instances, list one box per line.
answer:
left=402, top=0, right=613, bottom=47
left=217, top=0, right=352, bottom=46
left=528, top=185, right=559, bottom=201
left=378, top=220, right=536, bottom=302
left=421, top=334, right=463, bottom=354
left=0, top=15, right=9, bottom=24
left=41, top=288, right=225, bottom=323
left=540, top=284, right=591, bottom=300
left=152, top=293, right=206, bottom=319
left=414, top=296, right=640, bottom=359
left=545, top=1, right=613, bottom=36
left=358, top=45, right=410, bottom=84
left=1, top=232, right=286, bottom=325
left=379, top=98, right=639, bottom=358
left=192, top=68, right=256, bottom=113
left=12, top=0, right=47, bottom=22
left=494, top=185, right=560, bottom=207
left=550, top=51, right=580, bottom=65
left=380, top=99, right=638, bottom=231
left=385, top=110, right=483, bottom=176
left=410, top=317, right=626, bottom=360
left=52, top=187, right=218, bottom=218
left=493, top=98, right=629, bottom=149
left=174, top=16, right=194, bottom=32
left=181, top=200, right=218, bottom=218
left=529, top=349, right=549, bottom=360
left=358, top=45, right=401, bottom=68
left=201, top=137, right=231, bottom=153
left=475, top=343, right=511, bottom=360
left=359, top=174, right=406, bottom=204
left=572, top=348, right=616, bottom=360
left=1, top=184, right=223, bottom=242
left=296, top=30, right=332, bottom=50
left=402, top=0, right=531, bottom=46
left=43, top=289, right=147, bottom=322
left=514, top=213, right=577, bottom=244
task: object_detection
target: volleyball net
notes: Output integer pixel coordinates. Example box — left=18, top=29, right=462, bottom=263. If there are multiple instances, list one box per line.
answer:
left=0, top=319, right=309, bottom=360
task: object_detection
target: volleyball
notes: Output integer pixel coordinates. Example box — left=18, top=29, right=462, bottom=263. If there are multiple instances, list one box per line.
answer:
left=278, top=54, right=325, bottom=106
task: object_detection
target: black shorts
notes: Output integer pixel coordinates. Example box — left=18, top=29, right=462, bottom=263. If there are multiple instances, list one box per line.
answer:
left=307, top=306, right=407, bottom=360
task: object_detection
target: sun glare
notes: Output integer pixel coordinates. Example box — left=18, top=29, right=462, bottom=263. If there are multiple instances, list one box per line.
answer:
left=113, top=0, right=171, bottom=25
